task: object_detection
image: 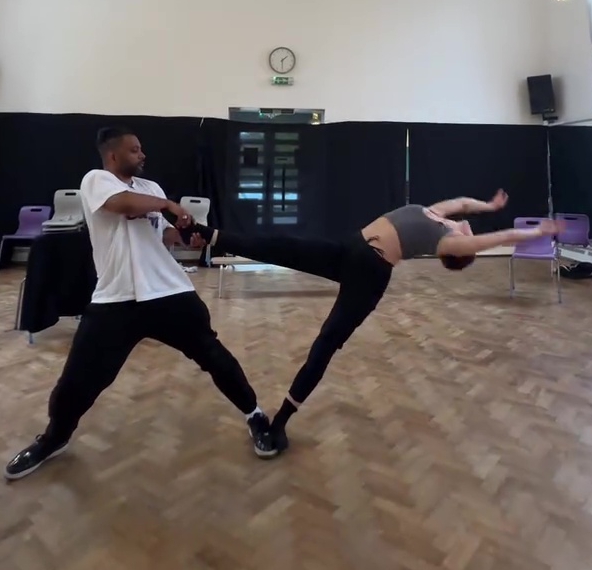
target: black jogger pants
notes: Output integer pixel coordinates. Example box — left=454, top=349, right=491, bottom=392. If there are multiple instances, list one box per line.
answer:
left=45, top=291, right=257, bottom=444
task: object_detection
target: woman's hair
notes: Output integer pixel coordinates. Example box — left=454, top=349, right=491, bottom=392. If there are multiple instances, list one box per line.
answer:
left=440, top=254, right=476, bottom=271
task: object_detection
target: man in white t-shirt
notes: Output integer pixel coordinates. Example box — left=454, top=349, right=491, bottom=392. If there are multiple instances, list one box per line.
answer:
left=4, top=126, right=278, bottom=480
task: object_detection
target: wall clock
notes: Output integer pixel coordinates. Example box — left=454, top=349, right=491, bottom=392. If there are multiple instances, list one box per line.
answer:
left=269, top=47, right=296, bottom=74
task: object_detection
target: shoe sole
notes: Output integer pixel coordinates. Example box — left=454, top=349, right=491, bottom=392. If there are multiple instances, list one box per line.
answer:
left=3, top=443, right=69, bottom=481
left=248, top=428, right=279, bottom=459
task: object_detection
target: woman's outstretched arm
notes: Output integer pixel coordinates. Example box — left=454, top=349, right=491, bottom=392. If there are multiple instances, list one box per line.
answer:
left=436, top=218, right=564, bottom=257
left=429, top=189, right=508, bottom=218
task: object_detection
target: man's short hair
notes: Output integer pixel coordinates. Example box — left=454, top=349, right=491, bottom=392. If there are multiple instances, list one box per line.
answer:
left=96, top=126, right=136, bottom=154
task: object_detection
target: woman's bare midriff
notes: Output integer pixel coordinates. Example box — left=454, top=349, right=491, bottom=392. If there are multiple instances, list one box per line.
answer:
left=360, top=216, right=403, bottom=266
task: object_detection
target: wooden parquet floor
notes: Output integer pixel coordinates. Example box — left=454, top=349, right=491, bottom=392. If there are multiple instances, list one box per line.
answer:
left=1, top=258, right=592, bottom=570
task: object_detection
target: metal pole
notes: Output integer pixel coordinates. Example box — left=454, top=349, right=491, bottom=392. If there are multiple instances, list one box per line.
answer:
left=546, top=127, right=553, bottom=217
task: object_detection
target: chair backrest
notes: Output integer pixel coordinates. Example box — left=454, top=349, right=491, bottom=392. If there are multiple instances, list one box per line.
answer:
left=180, top=196, right=211, bottom=225
left=52, top=189, right=83, bottom=219
left=554, top=213, right=590, bottom=246
left=15, top=206, right=52, bottom=235
left=513, top=217, right=555, bottom=255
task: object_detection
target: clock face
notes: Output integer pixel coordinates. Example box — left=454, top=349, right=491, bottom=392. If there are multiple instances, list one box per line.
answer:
left=269, top=47, right=296, bottom=74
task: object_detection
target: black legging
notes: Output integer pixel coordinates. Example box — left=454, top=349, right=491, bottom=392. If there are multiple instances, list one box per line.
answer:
left=214, top=230, right=393, bottom=403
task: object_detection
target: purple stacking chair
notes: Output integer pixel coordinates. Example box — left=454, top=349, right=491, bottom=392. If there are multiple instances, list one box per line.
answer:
left=0, top=206, right=52, bottom=264
left=509, top=217, right=561, bottom=303
left=554, top=213, right=590, bottom=246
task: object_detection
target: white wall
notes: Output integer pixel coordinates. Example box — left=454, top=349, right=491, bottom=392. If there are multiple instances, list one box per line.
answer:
left=0, top=0, right=547, bottom=124
left=545, top=0, right=592, bottom=124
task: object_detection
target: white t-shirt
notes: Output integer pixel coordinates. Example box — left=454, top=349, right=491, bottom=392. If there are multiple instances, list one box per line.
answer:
left=80, top=169, right=195, bottom=304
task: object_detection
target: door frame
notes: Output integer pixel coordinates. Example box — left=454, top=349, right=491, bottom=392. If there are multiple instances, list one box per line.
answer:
left=226, top=122, right=305, bottom=234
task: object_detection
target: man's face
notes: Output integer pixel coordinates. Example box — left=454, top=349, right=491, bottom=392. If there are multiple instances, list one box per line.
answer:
left=113, top=135, right=146, bottom=177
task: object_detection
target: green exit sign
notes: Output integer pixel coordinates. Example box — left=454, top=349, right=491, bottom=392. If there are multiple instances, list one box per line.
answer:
left=271, top=76, right=294, bottom=86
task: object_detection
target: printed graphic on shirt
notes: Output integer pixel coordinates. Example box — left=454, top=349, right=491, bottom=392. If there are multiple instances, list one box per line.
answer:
left=147, top=213, right=160, bottom=231
left=126, top=213, right=160, bottom=232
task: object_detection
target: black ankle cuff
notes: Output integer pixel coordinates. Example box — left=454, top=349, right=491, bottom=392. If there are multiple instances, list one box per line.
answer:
left=272, top=399, right=297, bottom=429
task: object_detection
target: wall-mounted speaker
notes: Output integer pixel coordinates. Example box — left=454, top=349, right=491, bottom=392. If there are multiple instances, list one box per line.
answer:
left=526, top=74, right=556, bottom=116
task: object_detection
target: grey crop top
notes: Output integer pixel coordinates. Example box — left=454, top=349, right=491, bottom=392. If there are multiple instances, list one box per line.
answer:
left=382, top=204, right=452, bottom=259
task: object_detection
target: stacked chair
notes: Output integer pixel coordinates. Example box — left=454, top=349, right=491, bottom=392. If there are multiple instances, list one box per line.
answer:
left=42, top=190, right=85, bottom=233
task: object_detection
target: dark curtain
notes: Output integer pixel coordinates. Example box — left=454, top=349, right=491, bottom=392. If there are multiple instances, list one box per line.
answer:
left=194, top=118, right=229, bottom=230
left=408, top=123, right=549, bottom=233
left=221, top=120, right=407, bottom=241
left=1, top=113, right=555, bottom=257
left=549, top=126, right=592, bottom=221
left=0, top=113, right=99, bottom=243
left=321, top=121, right=408, bottom=238
left=0, top=112, right=203, bottom=243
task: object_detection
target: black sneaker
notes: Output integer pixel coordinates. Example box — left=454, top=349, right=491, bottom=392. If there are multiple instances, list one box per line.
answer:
left=247, top=413, right=278, bottom=459
left=271, top=423, right=290, bottom=453
left=4, top=435, right=69, bottom=480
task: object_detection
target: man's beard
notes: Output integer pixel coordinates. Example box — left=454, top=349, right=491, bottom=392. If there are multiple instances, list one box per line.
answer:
left=123, top=162, right=144, bottom=177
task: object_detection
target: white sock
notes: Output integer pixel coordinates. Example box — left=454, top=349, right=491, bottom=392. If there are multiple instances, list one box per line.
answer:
left=245, top=406, right=263, bottom=420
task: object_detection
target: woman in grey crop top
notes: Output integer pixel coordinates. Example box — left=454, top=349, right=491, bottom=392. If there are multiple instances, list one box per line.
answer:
left=382, top=204, right=456, bottom=259
left=183, top=189, right=564, bottom=455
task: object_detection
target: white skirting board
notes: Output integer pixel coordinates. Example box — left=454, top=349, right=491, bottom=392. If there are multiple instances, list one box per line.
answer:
left=476, top=246, right=514, bottom=256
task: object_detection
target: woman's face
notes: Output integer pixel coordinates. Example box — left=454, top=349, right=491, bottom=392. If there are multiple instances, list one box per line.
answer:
left=444, top=219, right=473, bottom=236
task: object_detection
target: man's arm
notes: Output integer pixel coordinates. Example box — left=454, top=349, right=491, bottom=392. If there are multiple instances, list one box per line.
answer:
left=102, top=191, right=173, bottom=217
left=82, top=171, right=190, bottom=224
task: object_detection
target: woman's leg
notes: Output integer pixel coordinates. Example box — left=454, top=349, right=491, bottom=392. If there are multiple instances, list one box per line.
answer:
left=271, top=240, right=393, bottom=451
left=185, top=223, right=343, bottom=283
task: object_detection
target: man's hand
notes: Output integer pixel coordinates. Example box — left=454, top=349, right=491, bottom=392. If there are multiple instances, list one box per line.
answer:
left=488, top=189, right=508, bottom=211
left=189, top=233, right=208, bottom=249
left=166, top=201, right=193, bottom=228
left=163, top=227, right=184, bottom=248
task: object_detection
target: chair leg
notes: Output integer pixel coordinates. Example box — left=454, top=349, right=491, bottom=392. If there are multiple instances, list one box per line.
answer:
left=554, top=258, right=562, bottom=303
left=14, top=278, right=26, bottom=330
left=218, top=266, right=224, bottom=298
left=509, top=257, right=515, bottom=297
